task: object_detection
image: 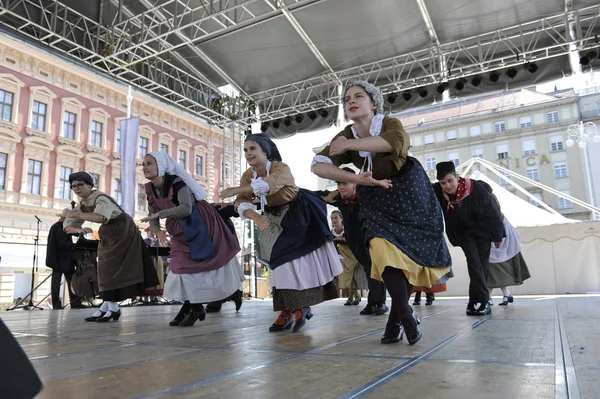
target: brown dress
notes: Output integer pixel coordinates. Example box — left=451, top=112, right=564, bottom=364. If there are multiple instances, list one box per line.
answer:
left=64, top=191, right=159, bottom=301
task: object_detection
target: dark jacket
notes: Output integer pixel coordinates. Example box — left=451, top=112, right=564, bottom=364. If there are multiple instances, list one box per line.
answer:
left=433, top=181, right=504, bottom=247
left=214, top=204, right=239, bottom=243
left=328, top=193, right=371, bottom=267
left=45, top=221, right=75, bottom=273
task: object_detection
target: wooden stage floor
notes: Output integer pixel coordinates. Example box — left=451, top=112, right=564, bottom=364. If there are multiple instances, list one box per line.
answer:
left=2, top=296, right=599, bottom=399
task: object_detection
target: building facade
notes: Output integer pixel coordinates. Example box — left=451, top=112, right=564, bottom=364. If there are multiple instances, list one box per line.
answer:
left=577, top=87, right=600, bottom=218
left=0, top=34, right=242, bottom=304
left=316, top=88, right=596, bottom=220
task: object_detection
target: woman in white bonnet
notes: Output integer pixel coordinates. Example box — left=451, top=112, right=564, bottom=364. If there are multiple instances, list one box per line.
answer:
left=141, top=151, right=244, bottom=327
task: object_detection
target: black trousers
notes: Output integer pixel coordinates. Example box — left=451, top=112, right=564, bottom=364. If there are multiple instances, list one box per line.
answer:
left=363, top=263, right=386, bottom=305
left=50, top=269, right=78, bottom=308
left=460, top=235, right=491, bottom=305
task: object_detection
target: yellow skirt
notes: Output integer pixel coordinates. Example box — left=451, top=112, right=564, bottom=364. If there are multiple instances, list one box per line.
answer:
left=369, top=237, right=451, bottom=288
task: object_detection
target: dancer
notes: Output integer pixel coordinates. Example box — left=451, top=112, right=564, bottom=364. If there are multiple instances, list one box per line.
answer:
left=64, top=172, right=159, bottom=322
left=221, top=133, right=342, bottom=333
left=141, top=152, right=244, bottom=327
left=481, top=183, right=531, bottom=306
left=312, top=81, right=452, bottom=345
left=432, top=161, right=504, bottom=316
left=331, top=210, right=367, bottom=306
left=322, top=167, right=388, bottom=316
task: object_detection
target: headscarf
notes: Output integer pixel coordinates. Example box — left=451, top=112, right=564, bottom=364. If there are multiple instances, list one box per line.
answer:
left=443, top=176, right=474, bottom=212
left=342, top=80, right=384, bottom=115
left=245, top=133, right=282, bottom=162
left=68, top=171, right=94, bottom=188
left=147, top=151, right=207, bottom=201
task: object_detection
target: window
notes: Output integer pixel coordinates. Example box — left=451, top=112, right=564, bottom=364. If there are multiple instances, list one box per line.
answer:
left=519, top=116, right=532, bottom=128
left=499, top=171, right=512, bottom=186
left=554, top=162, right=568, bottom=178
left=138, top=137, right=149, bottom=159
left=424, top=134, right=434, bottom=145
left=114, top=179, right=122, bottom=204
left=494, top=121, right=506, bottom=132
left=522, top=139, right=536, bottom=155
left=469, top=126, right=481, bottom=137
left=425, top=156, right=437, bottom=170
left=526, top=167, right=540, bottom=181
left=115, top=128, right=121, bottom=152
left=58, top=166, right=72, bottom=200
left=160, top=143, right=169, bottom=153
left=27, top=159, right=42, bottom=195
left=0, top=152, right=6, bottom=190
left=558, top=190, right=572, bottom=209
left=31, top=101, right=47, bottom=131
left=89, top=173, right=100, bottom=188
left=62, top=111, right=77, bottom=140
left=0, top=89, right=14, bottom=122
left=178, top=150, right=187, bottom=168
left=195, top=155, right=204, bottom=176
left=446, top=130, right=457, bottom=141
left=472, top=148, right=484, bottom=159
left=528, top=193, right=543, bottom=207
left=496, top=144, right=509, bottom=159
left=137, top=184, right=146, bottom=212
left=448, top=152, right=460, bottom=166
left=90, top=121, right=103, bottom=147
left=547, top=111, right=560, bottom=123
left=550, top=135, right=564, bottom=152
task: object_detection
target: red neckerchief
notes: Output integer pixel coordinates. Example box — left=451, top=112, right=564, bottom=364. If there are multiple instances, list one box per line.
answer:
left=341, top=191, right=358, bottom=205
left=443, top=177, right=474, bottom=211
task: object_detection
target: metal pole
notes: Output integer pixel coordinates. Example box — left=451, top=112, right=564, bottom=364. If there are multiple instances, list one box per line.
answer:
left=249, top=219, right=255, bottom=297
left=126, top=85, right=132, bottom=118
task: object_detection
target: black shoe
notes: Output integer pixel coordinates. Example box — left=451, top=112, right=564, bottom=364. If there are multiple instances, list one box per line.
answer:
left=96, top=310, right=121, bottom=322
left=466, top=303, right=476, bottom=316
left=401, top=311, right=422, bottom=345
left=179, top=308, right=206, bottom=327
left=205, top=304, right=221, bottom=313
left=269, top=315, right=294, bottom=332
left=475, top=303, right=491, bottom=315
left=375, top=303, right=389, bottom=315
left=425, top=293, right=435, bottom=306
left=352, top=300, right=361, bottom=306
left=360, top=304, right=375, bottom=315
left=232, top=290, right=243, bottom=312
left=344, top=298, right=353, bottom=306
left=498, top=295, right=513, bottom=306
left=413, top=300, right=421, bottom=305
left=292, top=307, right=313, bottom=333
left=170, top=302, right=192, bottom=325
left=381, top=322, right=404, bottom=344
left=487, top=299, right=494, bottom=306
left=84, top=311, right=106, bottom=322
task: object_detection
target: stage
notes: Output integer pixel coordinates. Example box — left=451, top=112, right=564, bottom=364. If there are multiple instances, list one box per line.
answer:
left=2, top=296, right=599, bottom=399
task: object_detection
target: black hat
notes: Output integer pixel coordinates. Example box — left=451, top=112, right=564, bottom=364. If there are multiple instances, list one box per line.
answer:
left=436, top=161, right=456, bottom=180
left=335, top=167, right=356, bottom=183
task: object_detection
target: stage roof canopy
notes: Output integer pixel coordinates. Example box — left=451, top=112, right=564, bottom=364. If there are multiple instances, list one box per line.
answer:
left=1, top=0, right=599, bottom=133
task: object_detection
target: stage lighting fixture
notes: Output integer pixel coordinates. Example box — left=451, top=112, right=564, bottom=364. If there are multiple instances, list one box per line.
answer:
left=273, top=120, right=280, bottom=129
left=319, top=108, right=328, bottom=118
left=295, top=114, right=304, bottom=124
left=525, top=63, right=539, bottom=73
left=308, top=111, right=317, bottom=120
left=436, top=82, right=449, bottom=94
left=402, top=90, right=412, bottom=101
left=260, top=123, right=269, bottom=132
left=505, top=67, right=518, bottom=79
left=454, top=78, right=468, bottom=91
left=580, top=50, right=597, bottom=65
left=284, top=116, right=292, bottom=127
left=418, top=87, right=428, bottom=98
left=471, top=75, right=482, bottom=87
left=387, top=93, right=398, bottom=104
left=489, top=71, right=501, bottom=82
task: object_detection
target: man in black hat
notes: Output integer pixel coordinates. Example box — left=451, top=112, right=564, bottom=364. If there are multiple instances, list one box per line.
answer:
left=432, top=161, right=504, bottom=316
left=322, top=167, right=388, bottom=316
left=46, top=208, right=84, bottom=309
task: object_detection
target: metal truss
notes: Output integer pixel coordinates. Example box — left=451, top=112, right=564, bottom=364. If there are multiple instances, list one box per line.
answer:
left=0, top=0, right=321, bottom=125
left=247, top=4, right=600, bottom=123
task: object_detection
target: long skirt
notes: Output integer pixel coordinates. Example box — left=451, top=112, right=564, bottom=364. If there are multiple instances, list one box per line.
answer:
left=259, top=189, right=343, bottom=311
left=412, top=283, right=447, bottom=294
left=357, top=157, right=452, bottom=286
left=487, top=252, right=531, bottom=289
left=97, top=213, right=159, bottom=301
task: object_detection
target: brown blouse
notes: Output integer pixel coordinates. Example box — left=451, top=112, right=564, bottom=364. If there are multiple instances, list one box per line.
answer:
left=234, top=161, right=299, bottom=211
left=316, top=115, right=410, bottom=180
